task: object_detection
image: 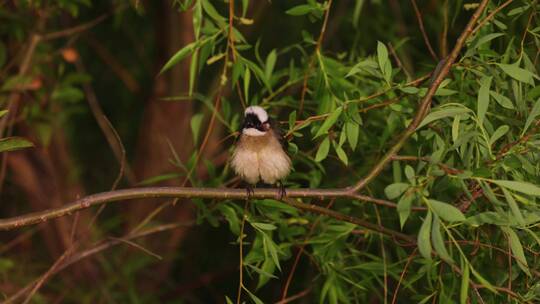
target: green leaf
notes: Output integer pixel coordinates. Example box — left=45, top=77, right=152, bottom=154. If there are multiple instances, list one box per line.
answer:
left=314, top=106, right=342, bottom=138
left=523, top=97, right=540, bottom=134
left=384, top=183, right=409, bottom=200
left=491, top=180, right=540, bottom=196
left=502, top=227, right=531, bottom=276
left=465, top=211, right=511, bottom=227
left=418, top=211, right=433, bottom=260
left=0, top=110, right=8, bottom=118
left=452, top=115, right=460, bottom=143
left=404, top=165, right=415, bottom=183
left=0, top=137, right=34, bottom=153
left=225, top=296, right=234, bottom=304
left=477, top=76, right=492, bottom=125
left=288, top=111, right=297, bottom=130
left=138, top=172, right=182, bottom=186
left=345, top=121, right=359, bottom=151
left=501, top=188, right=525, bottom=226
left=201, top=0, right=226, bottom=26
left=244, top=287, right=264, bottom=304
left=265, top=49, right=277, bottom=82
left=431, top=215, right=454, bottom=264
left=397, top=194, right=413, bottom=228
left=193, top=1, right=202, bottom=38
left=470, top=265, right=498, bottom=294
left=1, top=75, right=32, bottom=91
left=189, top=50, right=198, bottom=96
left=377, top=41, right=392, bottom=83
left=241, top=0, right=249, bottom=16
left=251, top=222, right=277, bottom=231
left=460, top=259, right=470, bottom=304
left=52, top=86, right=84, bottom=103
left=190, top=113, right=204, bottom=144
left=417, top=107, right=471, bottom=129
left=335, top=144, right=348, bottom=165
left=160, top=41, right=199, bottom=74
left=471, top=33, right=505, bottom=50
left=253, top=260, right=277, bottom=289
left=244, top=67, right=251, bottom=104
left=490, top=91, right=514, bottom=109
left=346, top=59, right=378, bottom=78
left=399, top=86, right=419, bottom=94
left=315, top=137, right=330, bottom=162
left=218, top=205, right=240, bottom=235
left=262, top=234, right=281, bottom=271
left=205, top=53, right=225, bottom=65
left=489, top=125, right=509, bottom=145
left=428, top=199, right=466, bottom=222
left=286, top=4, right=314, bottom=16
left=497, top=63, right=536, bottom=85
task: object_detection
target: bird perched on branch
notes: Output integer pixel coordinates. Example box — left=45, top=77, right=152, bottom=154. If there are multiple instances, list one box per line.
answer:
left=231, top=106, right=291, bottom=199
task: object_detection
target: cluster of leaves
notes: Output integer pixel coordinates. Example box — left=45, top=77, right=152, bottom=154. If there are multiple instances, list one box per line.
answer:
left=163, top=0, right=540, bottom=303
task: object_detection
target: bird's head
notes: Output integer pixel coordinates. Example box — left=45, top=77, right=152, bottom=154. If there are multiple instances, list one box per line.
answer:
left=242, top=106, right=270, bottom=137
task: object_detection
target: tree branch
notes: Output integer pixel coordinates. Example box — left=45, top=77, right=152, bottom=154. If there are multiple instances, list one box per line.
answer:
left=0, top=187, right=414, bottom=242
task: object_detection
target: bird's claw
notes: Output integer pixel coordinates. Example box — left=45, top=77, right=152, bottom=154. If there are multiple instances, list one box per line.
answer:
left=246, top=185, right=255, bottom=199
left=276, top=181, right=287, bottom=200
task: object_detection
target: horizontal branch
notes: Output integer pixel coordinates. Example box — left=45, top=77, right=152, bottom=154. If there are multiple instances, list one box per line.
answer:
left=0, top=187, right=415, bottom=242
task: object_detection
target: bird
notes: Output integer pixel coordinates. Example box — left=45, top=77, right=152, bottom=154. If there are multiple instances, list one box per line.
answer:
left=231, top=106, right=292, bottom=199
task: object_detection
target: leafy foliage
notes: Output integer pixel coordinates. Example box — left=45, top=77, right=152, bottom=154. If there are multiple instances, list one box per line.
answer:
left=1, top=0, right=540, bottom=303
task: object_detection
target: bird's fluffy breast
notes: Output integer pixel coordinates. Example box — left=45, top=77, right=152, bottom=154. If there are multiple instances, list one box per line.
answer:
left=231, top=132, right=291, bottom=184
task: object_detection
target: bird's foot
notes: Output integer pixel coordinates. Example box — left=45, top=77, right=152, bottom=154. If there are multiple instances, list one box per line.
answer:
left=246, top=184, right=255, bottom=199
left=276, top=181, right=287, bottom=200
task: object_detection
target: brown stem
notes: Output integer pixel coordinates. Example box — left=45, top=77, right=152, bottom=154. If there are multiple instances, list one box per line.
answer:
left=280, top=200, right=335, bottom=301
left=410, top=0, right=438, bottom=61
left=0, top=187, right=414, bottom=243
left=4, top=222, right=191, bottom=303
left=298, top=0, right=333, bottom=117
left=472, top=0, right=514, bottom=36
left=75, top=58, right=136, bottom=184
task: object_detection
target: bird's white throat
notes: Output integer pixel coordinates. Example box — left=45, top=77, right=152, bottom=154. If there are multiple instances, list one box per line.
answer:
left=243, top=128, right=267, bottom=137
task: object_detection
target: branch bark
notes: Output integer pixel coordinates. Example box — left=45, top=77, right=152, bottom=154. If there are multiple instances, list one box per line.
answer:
left=0, top=187, right=414, bottom=242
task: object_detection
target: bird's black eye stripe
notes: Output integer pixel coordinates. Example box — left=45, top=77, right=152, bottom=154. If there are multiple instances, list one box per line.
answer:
left=243, top=113, right=266, bottom=131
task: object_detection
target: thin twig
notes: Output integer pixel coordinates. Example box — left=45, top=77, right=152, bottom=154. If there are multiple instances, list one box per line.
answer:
left=471, top=0, right=514, bottom=36
left=41, top=14, right=109, bottom=41
left=391, top=248, right=417, bottom=304
left=275, top=287, right=312, bottom=304
left=298, top=0, right=333, bottom=116
left=410, top=0, right=438, bottom=61
left=280, top=200, right=335, bottom=301
left=5, top=222, right=191, bottom=303
left=107, top=237, right=162, bottom=260
left=236, top=199, right=248, bottom=304
left=441, top=0, right=449, bottom=58
left=21, top=245, right=77, bottom=304
left=76, top=58, right=136, bottom=184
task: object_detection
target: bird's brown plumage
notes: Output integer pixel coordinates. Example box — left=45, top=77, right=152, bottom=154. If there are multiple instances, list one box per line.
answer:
left=231, top=129, right=291, bottom=185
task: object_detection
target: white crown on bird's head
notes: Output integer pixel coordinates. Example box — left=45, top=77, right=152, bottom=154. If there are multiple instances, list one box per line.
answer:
left=245, top=106, right=268, bottom=123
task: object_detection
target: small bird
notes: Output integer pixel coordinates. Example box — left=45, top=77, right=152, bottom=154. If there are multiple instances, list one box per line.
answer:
left=231, top=106, right=292, bottom=198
